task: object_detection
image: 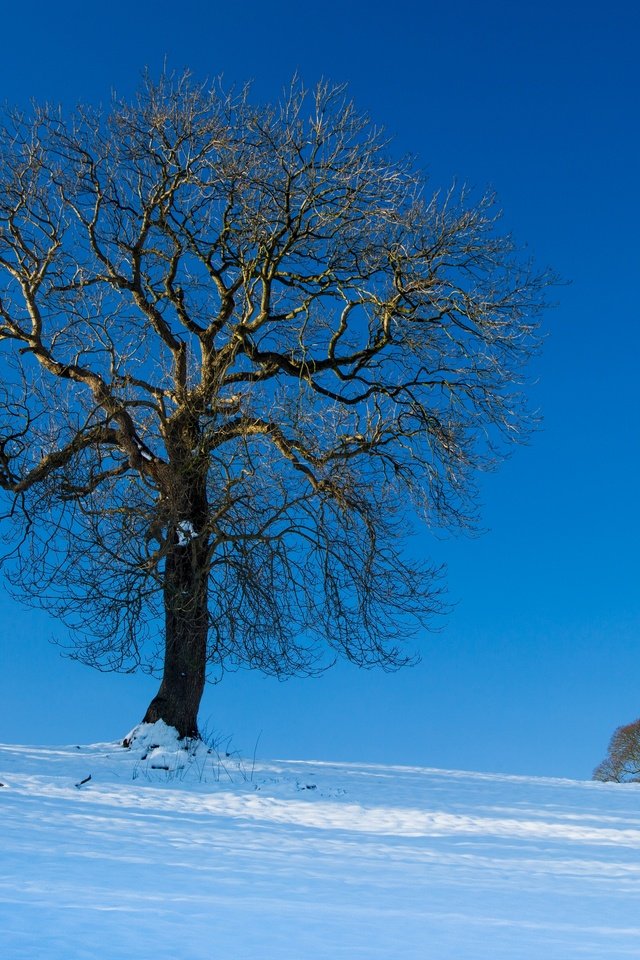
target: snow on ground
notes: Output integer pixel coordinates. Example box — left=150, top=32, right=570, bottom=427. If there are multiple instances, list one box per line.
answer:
left=1, top=722, right=639, bottom=959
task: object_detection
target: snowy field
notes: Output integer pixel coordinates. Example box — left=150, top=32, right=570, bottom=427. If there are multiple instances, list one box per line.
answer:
left=1, top=723, right=639, bottom=959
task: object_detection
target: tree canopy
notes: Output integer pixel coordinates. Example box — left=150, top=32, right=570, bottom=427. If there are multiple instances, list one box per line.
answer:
left=593, top=719, right=640, bottom=783
left=0, top=73, right=552, bottom=736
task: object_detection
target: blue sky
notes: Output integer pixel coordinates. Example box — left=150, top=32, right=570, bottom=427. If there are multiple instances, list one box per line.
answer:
left=0, top=0, right=638, bottom=778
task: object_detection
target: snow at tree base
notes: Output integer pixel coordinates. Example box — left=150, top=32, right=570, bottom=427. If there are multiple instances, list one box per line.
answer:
left=1, top=722, right=639, bottom=959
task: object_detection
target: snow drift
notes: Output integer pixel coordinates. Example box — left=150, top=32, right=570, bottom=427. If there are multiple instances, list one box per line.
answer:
left=1, top=724, right=639, bottom=959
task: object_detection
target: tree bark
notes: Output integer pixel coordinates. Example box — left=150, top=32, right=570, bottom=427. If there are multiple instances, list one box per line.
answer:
left=141, top=446, right=210, bottom=740
left=142, top=536, right=209, bottom=739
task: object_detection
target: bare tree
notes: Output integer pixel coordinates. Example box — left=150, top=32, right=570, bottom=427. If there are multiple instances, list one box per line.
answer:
left=593, top=719, right=640, bottom=783
left=0, top=73, right=552, bottom=738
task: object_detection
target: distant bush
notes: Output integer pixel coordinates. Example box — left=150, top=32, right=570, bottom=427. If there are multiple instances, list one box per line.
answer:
left=593, top=719, right=640, bottom=782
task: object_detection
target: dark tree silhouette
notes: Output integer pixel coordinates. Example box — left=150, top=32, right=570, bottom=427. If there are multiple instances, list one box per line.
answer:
left=593, top=719, right=640, bottom=783
left=0, top=73, right=552, bottom=738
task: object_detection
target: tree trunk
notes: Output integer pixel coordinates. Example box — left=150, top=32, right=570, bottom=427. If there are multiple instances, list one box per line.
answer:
left=142, top=530, right=209, bottom=740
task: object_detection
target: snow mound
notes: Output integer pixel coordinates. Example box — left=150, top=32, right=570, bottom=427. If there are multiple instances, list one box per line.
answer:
left=123, top=719, right=250, bottom=784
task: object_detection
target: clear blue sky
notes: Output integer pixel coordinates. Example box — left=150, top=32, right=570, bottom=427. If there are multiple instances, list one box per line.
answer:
left=0, top=0, right=638, bottom=779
